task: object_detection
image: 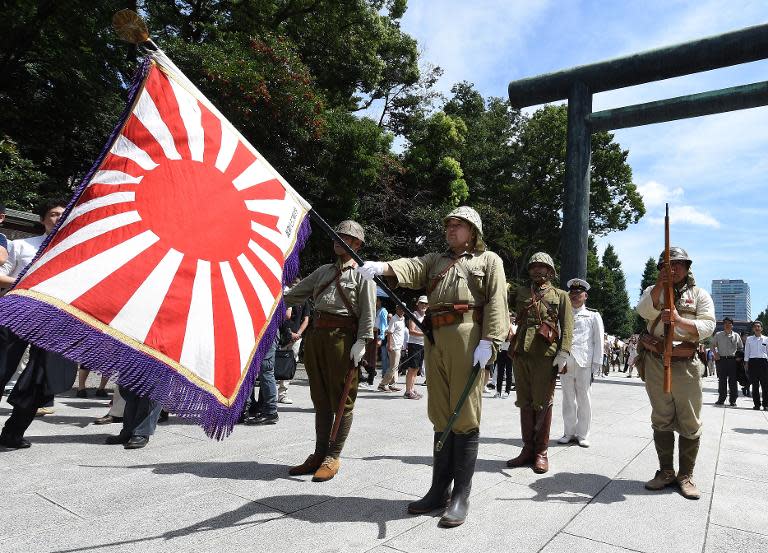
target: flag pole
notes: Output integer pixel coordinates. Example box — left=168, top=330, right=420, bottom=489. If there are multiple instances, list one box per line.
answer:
left=112, top=9, right=431, bottom=343
left=308, top=209, right=433, bottom=343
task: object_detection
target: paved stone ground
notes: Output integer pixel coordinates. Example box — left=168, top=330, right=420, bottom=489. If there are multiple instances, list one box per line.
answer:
left=1, top=369, right=767, bottom=553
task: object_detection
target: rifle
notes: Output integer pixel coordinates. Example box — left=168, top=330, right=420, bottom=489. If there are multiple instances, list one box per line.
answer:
left=330, top=359, right=366, bottom=442
left=663, top=204, right=673, bottom=394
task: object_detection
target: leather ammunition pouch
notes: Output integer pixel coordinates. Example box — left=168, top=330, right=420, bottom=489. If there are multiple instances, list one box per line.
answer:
left=639, top=332, right=697, bottom=359
left=536, top=321, right=559, bottom=345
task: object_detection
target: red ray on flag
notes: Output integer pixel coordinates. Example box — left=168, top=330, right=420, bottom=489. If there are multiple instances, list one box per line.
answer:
left=0, top=51, right=311, bottom=437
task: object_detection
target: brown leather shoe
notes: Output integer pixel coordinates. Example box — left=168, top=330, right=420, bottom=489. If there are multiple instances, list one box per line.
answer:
left=677, top=474, right=701, bottom=499
left=288, top=454, right=323, bottom=476
left=312, top=456, right=341, bottom=482
left=644, top=469, right=676, bottom=490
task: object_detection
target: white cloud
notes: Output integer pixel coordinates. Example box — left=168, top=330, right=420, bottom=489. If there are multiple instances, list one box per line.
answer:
left=648, top=205, right=720, bottom=229
left=635, top=180, right=684, bottom=207
left=401, top=0, right=552, bottom=95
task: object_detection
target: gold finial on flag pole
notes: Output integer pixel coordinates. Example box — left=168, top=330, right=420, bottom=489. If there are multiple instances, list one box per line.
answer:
left=112, top=9, right=150, bottom=45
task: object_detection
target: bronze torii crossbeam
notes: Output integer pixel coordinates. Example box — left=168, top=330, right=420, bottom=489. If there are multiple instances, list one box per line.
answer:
left=507, top=23, right=768, bottom=284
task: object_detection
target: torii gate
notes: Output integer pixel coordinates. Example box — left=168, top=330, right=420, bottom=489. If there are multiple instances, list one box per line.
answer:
left=508, top=23, right=768, bottom=285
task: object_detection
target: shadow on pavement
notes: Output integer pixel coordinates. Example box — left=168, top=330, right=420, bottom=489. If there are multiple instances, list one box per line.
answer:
left=732, top=427, right=768, bottom=434
left=50, top=494, right=415, bottom=553
left=83, top=459, right=303, bottom=482
left=360, top=453, right=512, bottom=474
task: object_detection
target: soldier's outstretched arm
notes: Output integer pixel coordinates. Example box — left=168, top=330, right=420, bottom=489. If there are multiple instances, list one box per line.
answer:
left=284, top=266, right=323, bottom=306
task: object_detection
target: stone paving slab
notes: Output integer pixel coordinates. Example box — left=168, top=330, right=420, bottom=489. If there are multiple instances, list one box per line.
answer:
left=1, top=372, right=765, bottom=553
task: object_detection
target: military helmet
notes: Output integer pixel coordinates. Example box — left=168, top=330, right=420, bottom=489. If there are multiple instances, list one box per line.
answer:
left=528, top=252, right=556, bottom=273
left=656, top=246, right=691, bottom=269
left=444, top=206, right=485, bottom=251
left=335, top=220, right=365, bottom=243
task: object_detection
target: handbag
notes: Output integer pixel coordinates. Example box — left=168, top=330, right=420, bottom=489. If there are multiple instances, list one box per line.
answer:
left=274, top=349, right=297, bottom=381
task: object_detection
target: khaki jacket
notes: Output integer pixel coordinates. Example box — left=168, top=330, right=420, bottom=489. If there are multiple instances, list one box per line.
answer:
left=512, top=284, right=573, bottom=357
left=636, top=284, right=715, bottom=343
left=284, top=258, right=376, bottom=340
left=388, top=250, right=509, bottom=343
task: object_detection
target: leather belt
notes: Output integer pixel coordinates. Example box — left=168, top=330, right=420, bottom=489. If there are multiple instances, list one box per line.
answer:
left=313, top=311, right=357, bottom=330
left=428, top=304, right=482, bottom=329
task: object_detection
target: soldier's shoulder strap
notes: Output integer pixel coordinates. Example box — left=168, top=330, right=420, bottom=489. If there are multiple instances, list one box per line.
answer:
left=587, top=307, right=598, bottom=312
left=313, top=266, right=342, bottom=301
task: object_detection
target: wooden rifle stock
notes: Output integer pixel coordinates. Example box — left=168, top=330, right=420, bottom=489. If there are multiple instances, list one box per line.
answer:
left=663, top=204, right=673, bottom=394
left=330, top=359, right=365, bottom=442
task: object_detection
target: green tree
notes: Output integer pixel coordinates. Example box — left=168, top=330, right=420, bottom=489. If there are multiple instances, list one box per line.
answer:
left=633, top=257, right=659, bottom=332
left=598, top=244, right=633, bottom=337
left=755, top=307, right=768, bottom=327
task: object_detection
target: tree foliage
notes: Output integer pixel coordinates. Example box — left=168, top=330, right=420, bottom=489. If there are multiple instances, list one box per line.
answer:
left=1, top=1, right=645, bottom=293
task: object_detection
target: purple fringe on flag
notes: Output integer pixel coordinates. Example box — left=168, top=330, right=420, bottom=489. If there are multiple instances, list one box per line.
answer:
left=0, top=214, right=311, bottom=439
left=0, top=56, right=314, bottom=439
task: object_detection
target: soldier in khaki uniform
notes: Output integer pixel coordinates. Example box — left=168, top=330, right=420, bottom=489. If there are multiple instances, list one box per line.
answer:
left=506, top=253, right=573, bottom=474
left=636, top=247, right=715, bottom=499
left=358, top=206, right=508, bottom=527
left=284, top=221, right=375, bottom=482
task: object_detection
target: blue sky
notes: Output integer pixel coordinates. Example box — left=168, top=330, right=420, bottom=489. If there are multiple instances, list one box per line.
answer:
left=391, top=0, right=768, bottom=318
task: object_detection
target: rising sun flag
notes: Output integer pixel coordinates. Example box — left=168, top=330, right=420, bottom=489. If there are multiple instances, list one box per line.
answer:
left=0, top=49, right=311, bottom=437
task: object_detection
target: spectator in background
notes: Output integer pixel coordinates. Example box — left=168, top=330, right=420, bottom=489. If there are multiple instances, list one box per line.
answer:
left=626, top=335, right=639, bottom=378
left=375, top=297, right=390, bottom=379
left=380, top=304, right=405, bottom=392
left=0, top=198, right=67, bottom=421
left=711, top=317, right=743, bottom=406
left=744, top=321, right=768, bottom=411
left=280, top=278, right=310, bottom=403
left=75, top=366, right=110, bottom=398
left=495, top=314, right=517, bottom=398
left=245, top=337, right=279, bottom=425
left=404, top=296, right=427, bottom=400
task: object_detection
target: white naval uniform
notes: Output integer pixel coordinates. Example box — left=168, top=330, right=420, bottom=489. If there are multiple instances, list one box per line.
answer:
left=561, top=305, right=604, bottom=439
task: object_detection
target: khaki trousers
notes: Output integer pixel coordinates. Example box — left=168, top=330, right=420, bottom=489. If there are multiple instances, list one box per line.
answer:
left=424, top=319, right=482, bottom=434
left=643, top=353, right=703, bottom=439
left=513, top=352, right=557, bottom=411
left=303, top=327, right=357, bottom=416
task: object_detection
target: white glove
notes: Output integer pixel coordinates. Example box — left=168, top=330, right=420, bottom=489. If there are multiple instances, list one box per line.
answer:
left=356, top=261, right=387, bottom=281
left=350, top=339, right=367, bottom=366
left=473, top=339, right=494, bottom=368
left=553, top=351, right=569, bottom=373
left=591, top=362, right=602, bottom=376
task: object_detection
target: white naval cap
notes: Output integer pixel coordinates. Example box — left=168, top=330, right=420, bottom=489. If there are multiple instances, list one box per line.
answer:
left=566, top=278, right=590, bottom=291
left=417, top=295, right=428, bottom=304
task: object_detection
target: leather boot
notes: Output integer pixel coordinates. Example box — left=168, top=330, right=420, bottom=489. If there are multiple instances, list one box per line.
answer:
left=677, top=436, right=701, bottom=500
left=533, top=404, right=553, bottom=474
left=645, top=429, right=676, bottom=490
left=439, top=430, right=479, bottom=528
left=408, top=432, right=453, bottom=514
left=327, top=412, right=353, bottom=459
left=506, top=407, right=535, bottom=467
left=288, top=411, right=332, bottom=476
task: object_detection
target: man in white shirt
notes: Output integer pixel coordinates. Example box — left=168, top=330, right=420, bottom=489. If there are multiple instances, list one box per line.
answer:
left=379, top=304, right=405, bottom=392
left=0, top=199, right=66, bottom=448
left=711, top=317, right=744, bottom=406
left=558, top=278, right=604, bottom=448
left=744, top=321, right=768, bottom=411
